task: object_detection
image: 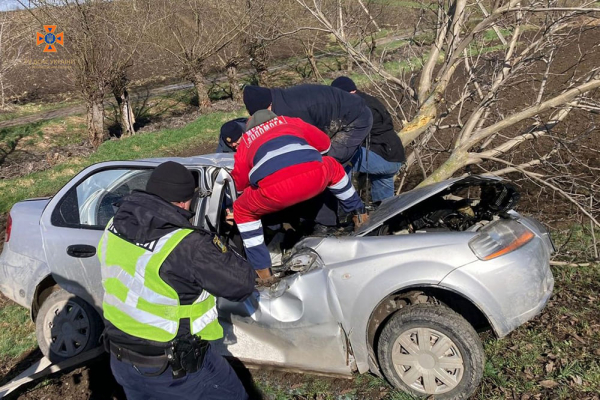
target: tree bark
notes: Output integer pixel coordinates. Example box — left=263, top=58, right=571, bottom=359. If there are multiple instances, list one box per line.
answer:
left=192, top=72, right=211, bottom=112
left=0, top=76, right=5, bottom=110
left=114, top=87, right=135, bottom=137
left=226, top=64, right=242, bottom=103
left=306, top=47, right=322, bottom=81
left=249, top=41, right=270, bottom=86
left=87, top=98, right=106, bottom=148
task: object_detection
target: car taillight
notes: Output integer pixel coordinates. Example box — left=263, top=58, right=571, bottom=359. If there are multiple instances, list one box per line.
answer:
left=5, top=214, right=11, bottom=243
left=468, top=219, right=535, bottom=261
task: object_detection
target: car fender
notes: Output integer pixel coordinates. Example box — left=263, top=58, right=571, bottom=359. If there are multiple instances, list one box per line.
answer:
left=318, top=234, right=478, bottom=374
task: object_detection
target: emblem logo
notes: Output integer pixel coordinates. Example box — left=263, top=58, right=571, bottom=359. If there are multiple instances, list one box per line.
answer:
left=36, top=25, right=64, bottom=53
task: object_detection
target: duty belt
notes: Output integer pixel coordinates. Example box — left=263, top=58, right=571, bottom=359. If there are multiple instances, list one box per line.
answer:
left=108, top=335, right=209, bottom=379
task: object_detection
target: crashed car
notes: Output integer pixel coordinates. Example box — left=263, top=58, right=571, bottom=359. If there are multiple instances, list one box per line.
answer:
left=0, top=153, right=554, bottom=399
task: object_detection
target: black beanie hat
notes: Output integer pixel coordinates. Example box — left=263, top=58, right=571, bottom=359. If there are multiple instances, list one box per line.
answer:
left=331, top=76, right=357, bottom=93
left=243, top=85, right=272, bottom=116
left=146, top=161, right=196, bottom=202
left=220, top=119, right=246, bottom=147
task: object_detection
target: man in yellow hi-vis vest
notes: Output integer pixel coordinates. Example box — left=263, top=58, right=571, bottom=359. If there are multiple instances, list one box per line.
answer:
left=99, top=161, right=255, bottom=400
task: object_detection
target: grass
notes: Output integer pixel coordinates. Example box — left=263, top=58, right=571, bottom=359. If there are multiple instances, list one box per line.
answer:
left=0, top=109, right=244, bottom=213
left=0, top=302, right=36, bottom=361
left=0, top=101, right=79, bottom=123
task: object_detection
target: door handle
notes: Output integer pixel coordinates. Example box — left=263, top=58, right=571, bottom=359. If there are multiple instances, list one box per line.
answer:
left=67, top=244, right=97, bottom=258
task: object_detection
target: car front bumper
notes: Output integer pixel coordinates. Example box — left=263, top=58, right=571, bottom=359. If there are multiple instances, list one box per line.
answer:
left=439, top=235, right=554, bottom=337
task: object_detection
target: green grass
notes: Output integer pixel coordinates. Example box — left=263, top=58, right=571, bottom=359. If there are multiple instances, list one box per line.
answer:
left=0, top=109, right=244, bottom=213
left=0, top=122, right=45, bottom=152
left=0, top=101, right=79, bottom=123
left=0, top=303, right=36, bottom=360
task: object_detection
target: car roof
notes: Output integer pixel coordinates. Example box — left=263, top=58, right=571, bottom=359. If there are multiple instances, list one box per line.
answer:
left=137, top=153, right=235, bottom=169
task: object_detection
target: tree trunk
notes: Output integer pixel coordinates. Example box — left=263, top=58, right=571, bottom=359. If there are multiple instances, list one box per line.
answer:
left=346, top=54, right=354, bottom=72
left=192, top=72, right=211, bottom=112
left=226, top=65, right=242, bottom=103
left=87, top=98, right=106, bottom=148
left=0, top=77, right=5, bottom=110
left=114, top=87, right=135, bottom=137
left=306, top=48, right=322, bottom=81
left=256, top=69, right=269, bottom=86
left=249, top=42, right=270, bottom=86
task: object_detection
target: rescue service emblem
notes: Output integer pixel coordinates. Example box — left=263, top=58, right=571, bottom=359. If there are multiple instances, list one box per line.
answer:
left=212, top=235, right=227, bottom=253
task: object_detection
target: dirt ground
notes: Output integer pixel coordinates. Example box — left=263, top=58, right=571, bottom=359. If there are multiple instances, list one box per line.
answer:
left=0, top=22, right=599, bottom=400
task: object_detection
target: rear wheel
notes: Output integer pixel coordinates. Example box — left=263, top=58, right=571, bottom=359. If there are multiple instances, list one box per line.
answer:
left=377, top=303, right=484, bottom=400
left=35, top=289, right=103, bottom=362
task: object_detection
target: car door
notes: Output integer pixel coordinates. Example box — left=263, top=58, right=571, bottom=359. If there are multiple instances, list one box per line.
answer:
left=40, top=161, right=156, bottom=311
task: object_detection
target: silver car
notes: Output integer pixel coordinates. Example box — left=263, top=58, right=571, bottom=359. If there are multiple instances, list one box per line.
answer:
left=0, top=153, right=554, bottom=399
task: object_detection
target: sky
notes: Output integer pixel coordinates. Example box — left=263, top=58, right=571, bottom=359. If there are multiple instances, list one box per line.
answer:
left=0, top=0, right=27, bottom=12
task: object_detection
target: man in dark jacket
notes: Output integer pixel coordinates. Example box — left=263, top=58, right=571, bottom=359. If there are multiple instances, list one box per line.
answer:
left=243, top=84, right=373, bottom=165
left=99, top=161, right=255, bottom=400
left=216, top=117, right=248, bottom=153
left=331, top=76, right=406, bottom=203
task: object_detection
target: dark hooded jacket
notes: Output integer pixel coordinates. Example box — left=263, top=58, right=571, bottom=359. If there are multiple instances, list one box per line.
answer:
left=270, top=84, right=366, bottom=134
left=103, top=191, right=255, bottom=351
left=357, top=91, right=406, bottom=163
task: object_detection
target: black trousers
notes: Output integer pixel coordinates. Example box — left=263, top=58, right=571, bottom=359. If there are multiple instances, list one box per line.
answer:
left=110, top=345, right=247, bottom=400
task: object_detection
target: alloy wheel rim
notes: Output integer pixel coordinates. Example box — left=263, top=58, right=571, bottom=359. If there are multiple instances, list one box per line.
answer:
left=391, top=327, right=464, bottom=394
left=43, top=300, right=91, bottom=358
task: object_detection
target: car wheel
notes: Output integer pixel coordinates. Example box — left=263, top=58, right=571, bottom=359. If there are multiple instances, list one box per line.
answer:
left=377, top=303, right=484, bottom=400
left=35, top=288, right=103, bottom=362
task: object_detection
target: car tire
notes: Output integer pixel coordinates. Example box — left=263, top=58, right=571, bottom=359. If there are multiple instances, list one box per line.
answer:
left=377, top=303, right=484, bottom=400
left=35, top=288, right=103, bottom=362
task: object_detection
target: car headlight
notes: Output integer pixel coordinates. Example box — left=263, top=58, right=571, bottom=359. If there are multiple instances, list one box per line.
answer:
left=285, top=249, right=324, bottom=273
left=468, top=219, right=535, bottom=261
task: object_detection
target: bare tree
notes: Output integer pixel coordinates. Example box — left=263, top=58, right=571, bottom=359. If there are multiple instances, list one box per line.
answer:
left=0, top=11, right=29, bottom=110
left=23, top=0, right=151, bottom=147
left=295, top=0, right=600, bottom=227
left=155, top=0, right=249, bottom=112
left=217, top=41, right=245, bottom=103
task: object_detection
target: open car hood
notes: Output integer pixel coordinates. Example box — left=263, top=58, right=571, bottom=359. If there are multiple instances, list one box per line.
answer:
left=355, top=175, right=505, bottom=236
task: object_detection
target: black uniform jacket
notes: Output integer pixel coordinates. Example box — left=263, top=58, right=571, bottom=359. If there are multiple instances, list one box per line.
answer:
left=357, top=91, right=406, bottom=163
left=103, top=191, right=255, bottom=351
left=270, top=84, right=367, bottom=135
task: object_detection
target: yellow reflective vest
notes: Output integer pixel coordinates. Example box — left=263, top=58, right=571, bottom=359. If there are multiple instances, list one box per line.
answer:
left=98, top=221, right=223, bottom=342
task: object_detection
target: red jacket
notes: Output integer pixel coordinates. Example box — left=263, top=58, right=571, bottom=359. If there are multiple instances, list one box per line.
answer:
left=232, top=116, right=331, bottom=190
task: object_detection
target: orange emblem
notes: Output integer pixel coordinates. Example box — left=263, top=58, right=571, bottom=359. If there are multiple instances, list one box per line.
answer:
left=36, top=25, right=64, bottom=53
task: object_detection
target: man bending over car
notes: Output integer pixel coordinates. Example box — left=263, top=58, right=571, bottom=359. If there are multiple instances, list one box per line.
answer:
left=231, top=110, right=369, bottom=282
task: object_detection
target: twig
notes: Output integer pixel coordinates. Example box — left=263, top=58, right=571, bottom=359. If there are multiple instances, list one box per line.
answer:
left=591, top=195, right=599, bottom=259
left=550, top=261, right=591, bottom=267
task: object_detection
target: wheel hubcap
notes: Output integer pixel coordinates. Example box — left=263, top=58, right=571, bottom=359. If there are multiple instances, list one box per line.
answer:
left=43, top=300, right=91, bottom=358
left=391, top=327, right=464, bottom=394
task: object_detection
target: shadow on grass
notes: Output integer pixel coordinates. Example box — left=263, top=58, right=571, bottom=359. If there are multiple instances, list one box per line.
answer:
left=3, top=353, right=126, bottom=400
left=0, top=347, right=43, bottom=387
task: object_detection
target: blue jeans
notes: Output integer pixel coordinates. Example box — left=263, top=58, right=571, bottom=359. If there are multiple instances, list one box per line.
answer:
left=348, top=147, right=402, bottom=202
left=110, top=345, right=248, bottom=400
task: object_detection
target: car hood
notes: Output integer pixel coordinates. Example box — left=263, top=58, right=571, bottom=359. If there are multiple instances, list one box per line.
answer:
left=355, top=175, right=503, bottom=236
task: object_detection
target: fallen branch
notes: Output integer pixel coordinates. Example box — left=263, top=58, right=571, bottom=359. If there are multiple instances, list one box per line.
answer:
left=550, top=261, right=591, bottom=267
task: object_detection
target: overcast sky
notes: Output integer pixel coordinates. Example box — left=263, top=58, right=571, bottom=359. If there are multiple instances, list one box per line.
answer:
left=0, top=1, right=26, bottom=11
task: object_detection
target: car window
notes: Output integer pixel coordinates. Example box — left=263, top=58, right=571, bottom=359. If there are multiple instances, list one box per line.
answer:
left=52, top=168, right=153, bottom=229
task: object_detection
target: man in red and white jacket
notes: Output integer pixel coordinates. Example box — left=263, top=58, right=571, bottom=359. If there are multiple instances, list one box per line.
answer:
left=231, top=110, right=368, bottom=280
